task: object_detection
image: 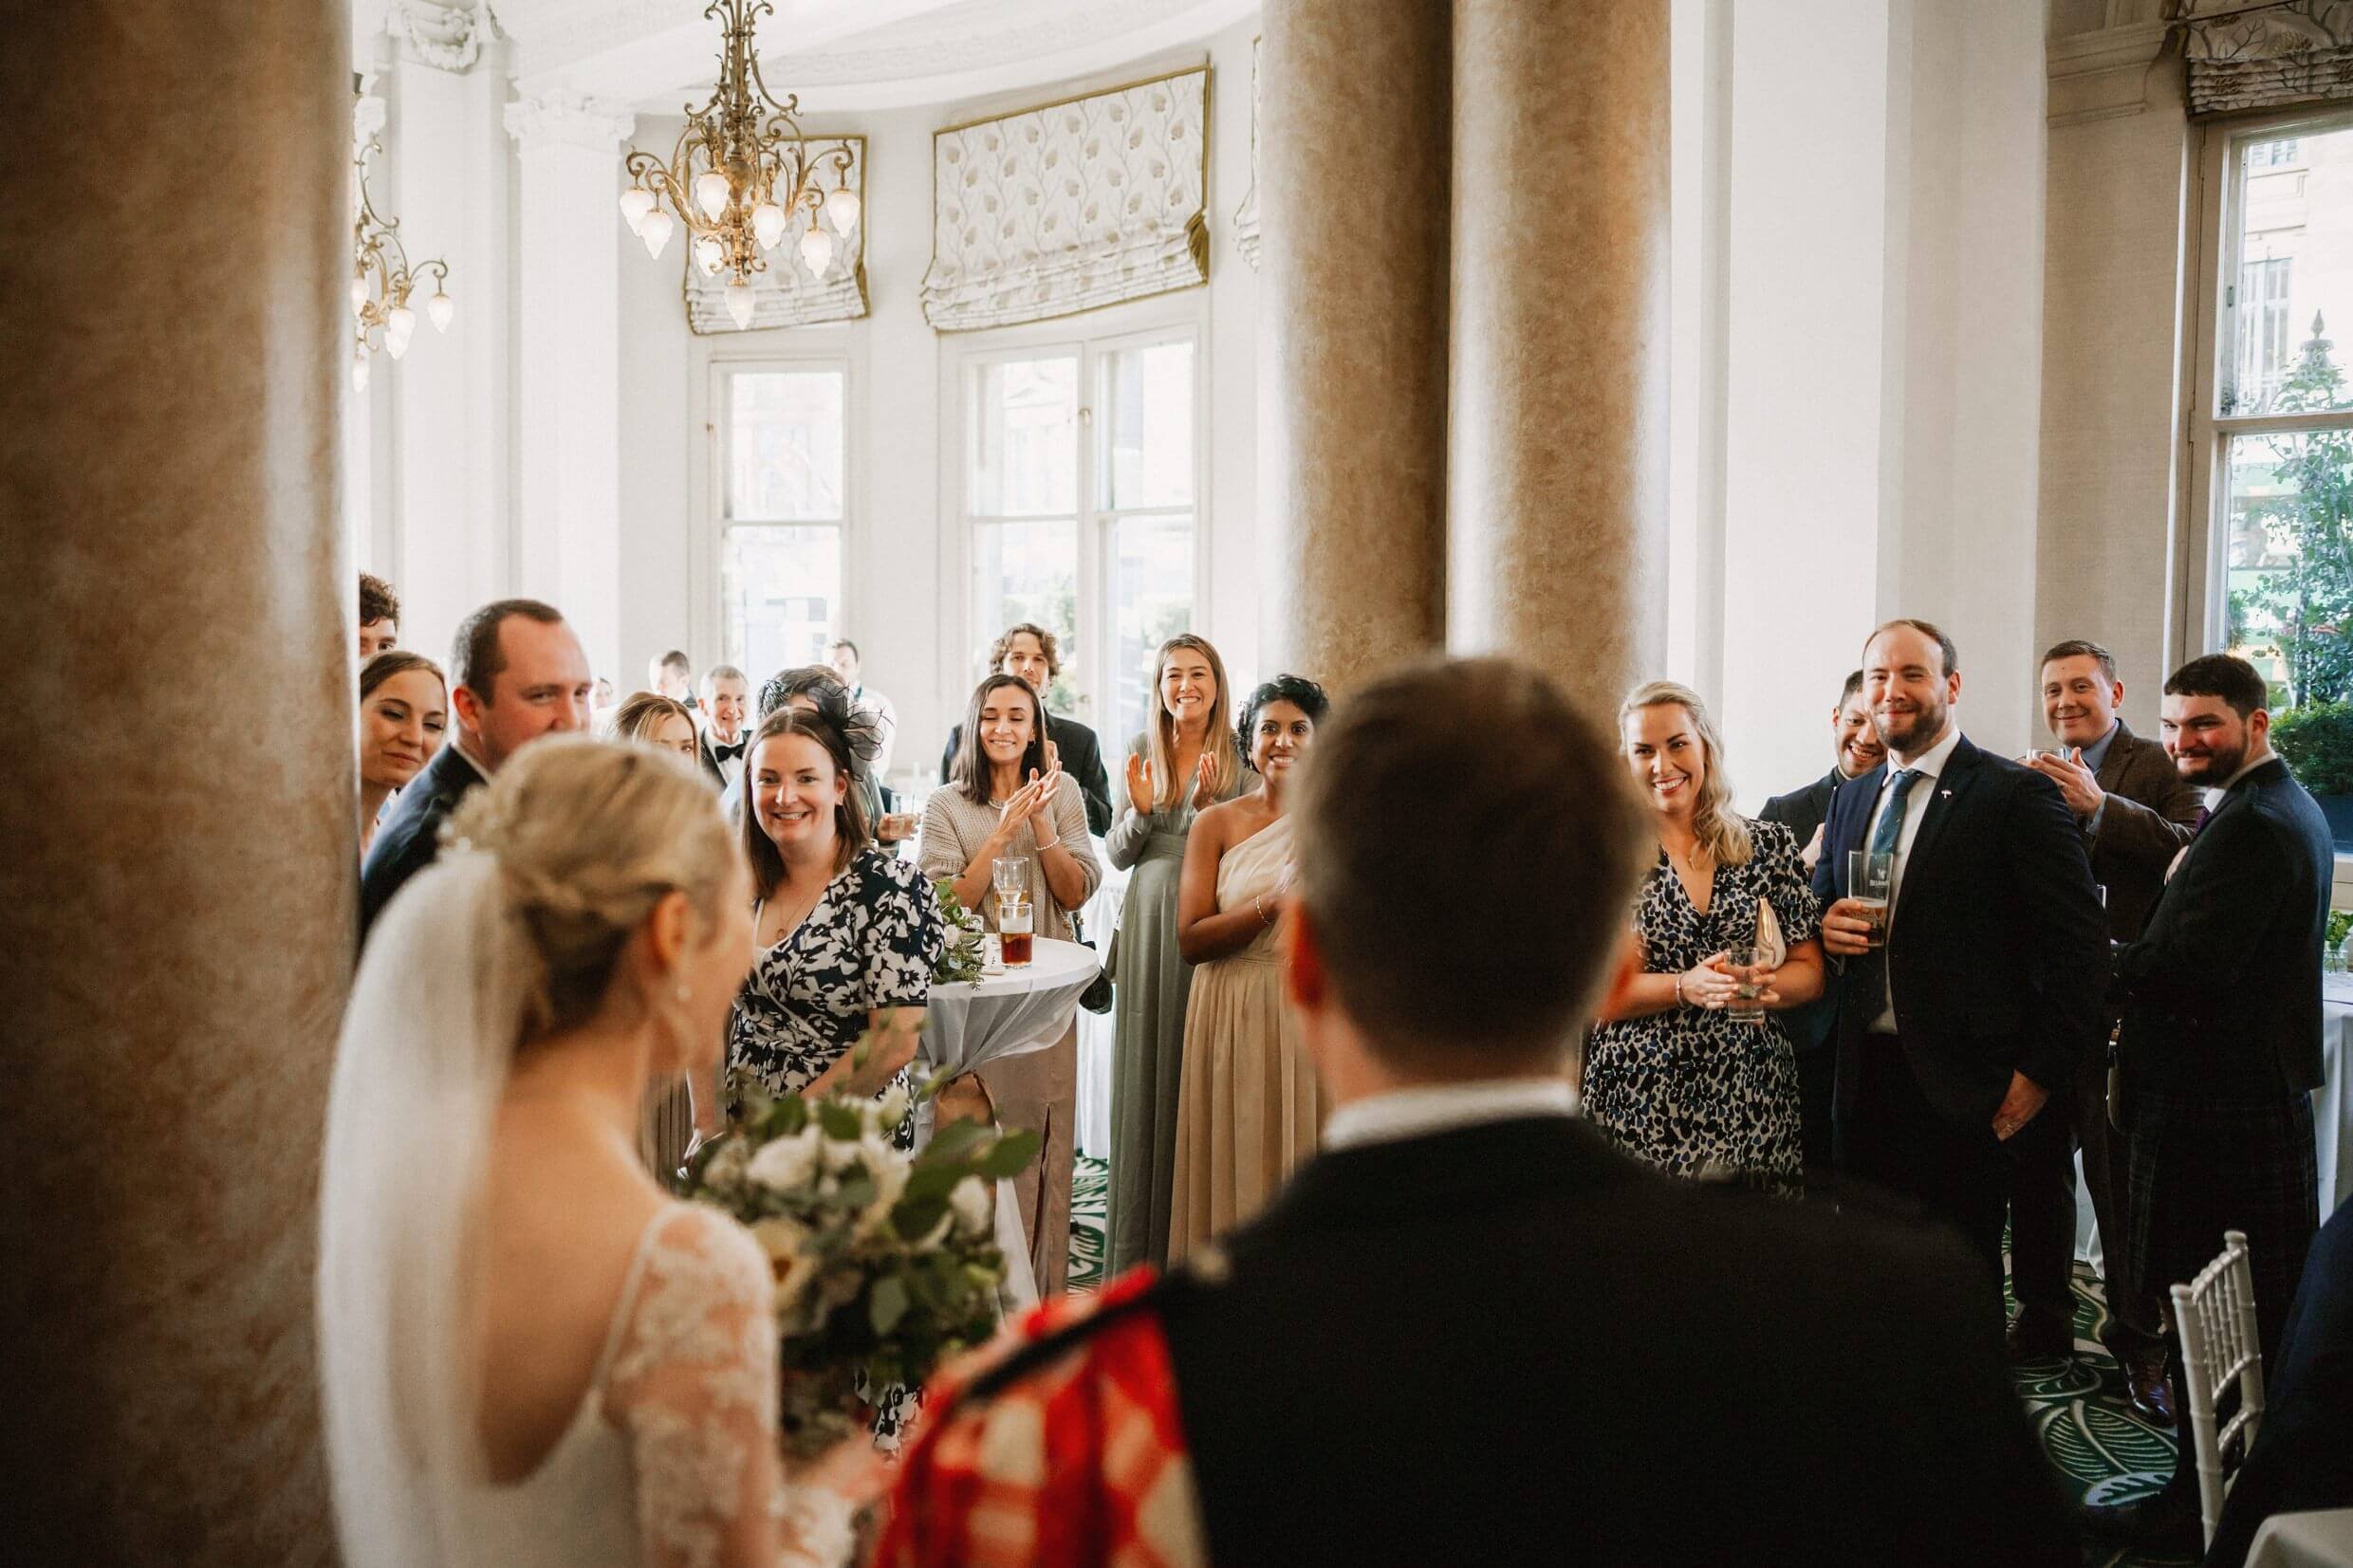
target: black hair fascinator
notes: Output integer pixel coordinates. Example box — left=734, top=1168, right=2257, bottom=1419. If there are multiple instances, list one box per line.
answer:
left=756, top=666, right=884, bottom=781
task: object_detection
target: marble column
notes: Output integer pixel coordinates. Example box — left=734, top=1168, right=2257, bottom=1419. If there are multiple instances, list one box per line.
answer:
left=506, top=92, right=633, bottom=682
left=0, top=2, right=348, bottom=1560
left=1447, top=0, right=1671, bottom=701
left=1257, top=0, right=1451, bottom=692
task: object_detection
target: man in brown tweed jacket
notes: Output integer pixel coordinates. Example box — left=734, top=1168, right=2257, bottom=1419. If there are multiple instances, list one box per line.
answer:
left=2007, top=638, right=2200, bottom=1421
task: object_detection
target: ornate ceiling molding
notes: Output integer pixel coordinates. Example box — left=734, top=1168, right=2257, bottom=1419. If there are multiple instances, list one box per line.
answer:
left=385, top=0, right=501, bottom=73
left=2182, top=0, right=2353, bottom=116
left=503, top=90, right=636, bottom=153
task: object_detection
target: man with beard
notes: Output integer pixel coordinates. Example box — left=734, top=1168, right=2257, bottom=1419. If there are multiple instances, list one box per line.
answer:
left=1761, top=669, right=1886, bottom=1171
left=1811, top=619, right=2107, bottom=1327
left=2083, top=655, right=2331, bottom=1555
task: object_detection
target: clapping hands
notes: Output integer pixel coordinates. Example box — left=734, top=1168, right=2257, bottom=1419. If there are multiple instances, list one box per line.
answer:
left=1123, top=751, right=1220, bottom=814
left=996, top=765, right=1065, bottom=842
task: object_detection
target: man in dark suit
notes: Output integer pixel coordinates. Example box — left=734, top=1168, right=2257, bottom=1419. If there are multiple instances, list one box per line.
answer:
left=880, top=657, right=2075, bottom=1567
left=1812, top=619, right=2109, bottom=1331
left=2084, top=654, right=2332, bottom=1554
left=939, top=622, right=1112, bottom=836
left=2006, top=638, right=2201, bottom=1408
left=359, top=599, right=592, bottom=937
left=1760, top=668, right=1886, bottom=1171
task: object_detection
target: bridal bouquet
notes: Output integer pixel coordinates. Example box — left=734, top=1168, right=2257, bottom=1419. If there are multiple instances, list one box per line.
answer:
left=688, top=1070, right=1038, bottom=1456
left=932, top=877, right=986, bottom=985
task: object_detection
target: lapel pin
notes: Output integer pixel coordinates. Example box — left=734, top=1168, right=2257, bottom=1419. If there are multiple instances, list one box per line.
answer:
left=1940, top=789, right=1952, bottom=800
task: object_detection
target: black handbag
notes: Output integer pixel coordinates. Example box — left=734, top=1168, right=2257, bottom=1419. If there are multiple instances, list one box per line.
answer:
left=1071, top=910, right=1116, bottom=1014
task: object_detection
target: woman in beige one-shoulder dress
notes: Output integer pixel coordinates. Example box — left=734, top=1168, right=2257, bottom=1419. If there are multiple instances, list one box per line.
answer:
left=1168, top=675, right=1331, bottom=1260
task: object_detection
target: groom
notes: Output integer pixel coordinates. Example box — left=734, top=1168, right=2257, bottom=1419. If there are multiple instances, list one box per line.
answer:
left=879, top=656, right=2072, bottom=1566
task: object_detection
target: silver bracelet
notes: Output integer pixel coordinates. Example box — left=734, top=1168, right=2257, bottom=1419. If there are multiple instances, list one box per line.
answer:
left=1673, top=973, right=1686, bottom=1006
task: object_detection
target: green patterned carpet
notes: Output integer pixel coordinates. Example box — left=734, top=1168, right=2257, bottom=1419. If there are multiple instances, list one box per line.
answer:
left=2014, top=1262, right=2194, bottom=1568
left=1070, top=1166, right=2187, bottom=1562
left=1067, top=1153, right=1108, bottom=1291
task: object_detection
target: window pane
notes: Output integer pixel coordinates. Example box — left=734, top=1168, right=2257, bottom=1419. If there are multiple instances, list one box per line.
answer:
left=973, top=357, right=1078, bottom=516
left=1102, top=341, right=1195, bottom=510
left=2225, top=127, right=2353, bottom=415
left=972, top=519, right=1078, bottom=693
left=723, top=526, right=841, bottom=677
left=2224, top=428, right=2353, bottom=708
left=1109, top=513, right=1195, bottom=747
left=728, top=371, right=843, bottom=521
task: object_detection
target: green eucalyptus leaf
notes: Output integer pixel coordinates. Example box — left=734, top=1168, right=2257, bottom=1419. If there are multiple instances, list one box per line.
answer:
left=917, top=1118, right=989, bottom=1166
left=975, top=1128, right=1043, bottom=1178
left=816, top=1099, right=864, bottom=1141
left=869, top=1276, right=910, bottom=1337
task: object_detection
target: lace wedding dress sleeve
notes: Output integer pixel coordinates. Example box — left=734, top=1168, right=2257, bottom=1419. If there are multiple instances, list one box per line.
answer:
left=603, top=1205, right=856, bottom=1568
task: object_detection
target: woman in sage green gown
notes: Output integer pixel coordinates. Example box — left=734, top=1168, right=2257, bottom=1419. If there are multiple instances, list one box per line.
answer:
left=1104, top=635, right=1251, bottom=1274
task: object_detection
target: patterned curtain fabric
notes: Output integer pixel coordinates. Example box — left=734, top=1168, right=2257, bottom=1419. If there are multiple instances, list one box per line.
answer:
left=684, top=138, right=868, bottom=334
left=1233, top=38, right=1261, bottom=271
left=923, top=67, right=1209, bottom=332
left=2185, top=1, right=2353, bottom=117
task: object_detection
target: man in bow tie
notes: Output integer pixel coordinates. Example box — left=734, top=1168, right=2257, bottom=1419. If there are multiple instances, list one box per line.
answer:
left=695, top=663, right=750, bottom=791
left=2083, top=654, right=2332, bottom=1554
left=1812, top=619, right=2108, bottom=1336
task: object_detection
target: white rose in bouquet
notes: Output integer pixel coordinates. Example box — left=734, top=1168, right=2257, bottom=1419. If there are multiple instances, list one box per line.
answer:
left=749, top=1215, right=820, bottom=1317
left=948, top=1175, right=992, bottom=1241
left=746, top=1122, right=823, bottom=1193
left=855, top=1136, right=913, bottom=1238
left=876, top=1083, right=911, bottom=1131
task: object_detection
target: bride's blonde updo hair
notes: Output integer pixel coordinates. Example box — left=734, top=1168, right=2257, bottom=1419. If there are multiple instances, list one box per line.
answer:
left=443, top=734, right=735, bottom=1043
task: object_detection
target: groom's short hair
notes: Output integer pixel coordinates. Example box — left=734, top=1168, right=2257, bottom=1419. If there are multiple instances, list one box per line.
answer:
left=1293, top=656, right=1647, bottom=1064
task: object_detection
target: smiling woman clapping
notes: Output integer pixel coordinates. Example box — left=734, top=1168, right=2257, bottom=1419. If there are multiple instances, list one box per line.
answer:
left=917, top=673, right=1102, bottom=1294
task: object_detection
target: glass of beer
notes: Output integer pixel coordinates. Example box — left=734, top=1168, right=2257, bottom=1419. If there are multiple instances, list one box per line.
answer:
left=997, top=894, right=1033, bottom=968
left=1725, top=946, right=1768, bottom=1024
left=1846, top=850, right=1894, bottom=949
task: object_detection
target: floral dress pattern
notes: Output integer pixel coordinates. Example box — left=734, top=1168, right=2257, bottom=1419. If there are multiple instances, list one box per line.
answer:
left=728, top=845, right=945, bottom=1152
left=1584, top=818, right=1820, bottom=1196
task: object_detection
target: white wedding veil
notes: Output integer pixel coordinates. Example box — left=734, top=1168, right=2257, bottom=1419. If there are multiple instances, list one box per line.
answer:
left=318, top=851, right=526, bottom=1567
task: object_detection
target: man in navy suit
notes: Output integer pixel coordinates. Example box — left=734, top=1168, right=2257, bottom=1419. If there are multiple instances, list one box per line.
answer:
left=2084, top=654, right=2332, bottom=1554
left=1761, top=668, right=1885, bottom=1172
left=1811, top=619, right=2109, bottom=1328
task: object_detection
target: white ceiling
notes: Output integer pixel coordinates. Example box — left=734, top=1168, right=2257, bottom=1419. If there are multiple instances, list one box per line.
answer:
left=400, top=0, right=1255, bottom=113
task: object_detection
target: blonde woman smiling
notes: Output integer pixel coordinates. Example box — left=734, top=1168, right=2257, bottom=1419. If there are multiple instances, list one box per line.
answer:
left=1587, top=682, right=1825, bottom=1196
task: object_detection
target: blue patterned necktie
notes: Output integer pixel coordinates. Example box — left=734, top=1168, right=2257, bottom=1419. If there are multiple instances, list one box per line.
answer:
left=1868, top=768, right=1919, bottom=859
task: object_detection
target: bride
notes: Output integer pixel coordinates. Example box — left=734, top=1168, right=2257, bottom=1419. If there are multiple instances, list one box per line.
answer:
left=319, top=736, right=878, bottom=1566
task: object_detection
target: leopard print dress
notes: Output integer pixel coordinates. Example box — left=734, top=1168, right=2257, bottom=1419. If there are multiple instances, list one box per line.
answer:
left=1584, top=818, right=1819, bottom=1197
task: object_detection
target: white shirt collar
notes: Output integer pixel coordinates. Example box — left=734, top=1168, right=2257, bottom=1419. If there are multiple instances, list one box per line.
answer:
left=2202, top=749, right=2274, bottom=809
left=1887, top=722, right=1964, bottom=782
left=1321, top=1078, right=1581, bottom=1153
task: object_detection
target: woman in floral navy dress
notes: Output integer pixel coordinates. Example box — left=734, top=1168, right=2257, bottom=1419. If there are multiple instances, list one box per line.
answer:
left=728, top=698, right=943, bottom=1151
left=1586, top=682, right=1825, bottom=1197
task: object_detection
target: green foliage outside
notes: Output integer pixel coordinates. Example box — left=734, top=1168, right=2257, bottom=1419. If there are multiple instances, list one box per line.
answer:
left=2275, top=701, right=2353, bottom=796
left=2231, top=316, right=2353, bottom=711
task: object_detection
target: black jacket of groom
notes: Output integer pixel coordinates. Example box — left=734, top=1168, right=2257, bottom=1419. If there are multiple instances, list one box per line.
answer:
left=1147, top=1116, right=2075, bottom=1565
left=1809, top=735, right=2108, bottom=1125
left=1760, top=766, right=1845, bottom=850
left=359, top=743, right=484, bottom=939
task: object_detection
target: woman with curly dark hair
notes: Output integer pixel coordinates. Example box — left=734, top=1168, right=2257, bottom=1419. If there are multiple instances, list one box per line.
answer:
left=1166, top=673, right=1330, bottom=1260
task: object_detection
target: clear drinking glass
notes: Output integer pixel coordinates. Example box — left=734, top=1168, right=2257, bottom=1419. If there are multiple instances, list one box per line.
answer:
left=1725, top=946, right=1768, bottom=1024
left=1846, top=850, right=1894, bottom=950
left=998, top=895, right=1034, bottom=968
left=991, top=857, right=1028, bottom=904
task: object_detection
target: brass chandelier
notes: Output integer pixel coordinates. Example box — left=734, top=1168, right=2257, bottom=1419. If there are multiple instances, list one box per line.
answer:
left=619, top=0, right=862, bottom=330
left=349, top=134, right=454, bottom=392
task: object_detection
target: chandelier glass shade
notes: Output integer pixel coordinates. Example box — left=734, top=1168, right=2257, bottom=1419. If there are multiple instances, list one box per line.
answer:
left=620, top=0, right=861, bottom=329
left=349, top=134, right=453, bottom=391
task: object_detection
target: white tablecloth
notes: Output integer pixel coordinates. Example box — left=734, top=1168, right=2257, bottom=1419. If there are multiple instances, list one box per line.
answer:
left=916, top=936, right=1100, bottom=1079
left=2249, top=1507, right=2353, bottom=1568
left=913, top=936, right=1100, bottom=1310
left=2078, top=975, right=2353, bottom=1269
